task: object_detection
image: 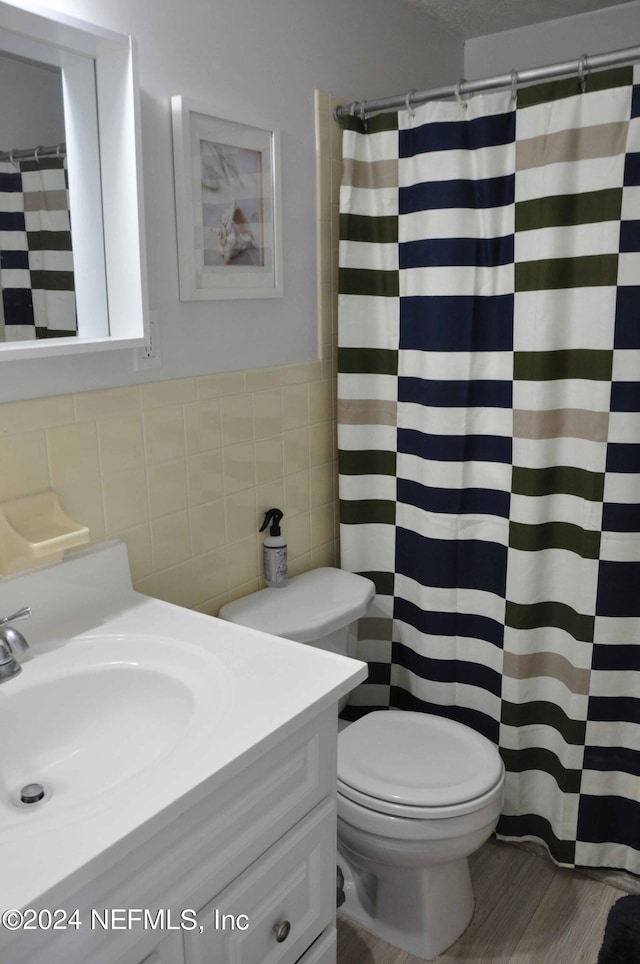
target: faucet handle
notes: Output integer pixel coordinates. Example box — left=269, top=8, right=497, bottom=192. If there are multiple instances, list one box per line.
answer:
left=0, top=606, right=31, bottom=626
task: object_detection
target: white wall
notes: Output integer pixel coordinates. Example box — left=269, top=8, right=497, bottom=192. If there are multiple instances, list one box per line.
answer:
left=0, top=0, right=462, bottom=402
left=465, top=0, right=640, bottom=79
left=0, top=55, right=65, bottom=149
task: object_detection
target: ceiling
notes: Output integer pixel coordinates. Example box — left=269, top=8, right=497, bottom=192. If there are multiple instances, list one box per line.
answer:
left=408, top=0, right=636, bottom=39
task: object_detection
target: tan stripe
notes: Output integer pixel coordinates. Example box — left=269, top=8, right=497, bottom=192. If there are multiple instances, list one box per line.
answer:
left=341, top=157, right=398, bottom=190
left=503, top=650, right=590, bottom=695
left=338, top=398, right=397, bottom=426
left=23, top=189, right=68, bottom=212
left=513, top=408, right=609, bottom=442
left=358, top=617, right=392, bottom=640
left=517, top=122, right=628, bottom=171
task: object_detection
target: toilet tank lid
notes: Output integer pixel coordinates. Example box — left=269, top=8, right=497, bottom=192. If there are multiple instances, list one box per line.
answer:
left=218, top=567, right=375, bottom=643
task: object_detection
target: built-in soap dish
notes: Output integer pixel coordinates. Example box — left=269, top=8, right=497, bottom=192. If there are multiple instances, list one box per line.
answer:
left=0, top=491, right=90, bottom=576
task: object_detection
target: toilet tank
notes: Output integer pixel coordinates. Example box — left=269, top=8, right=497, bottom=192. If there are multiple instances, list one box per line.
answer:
left=218, top=567, right=375, bottom=656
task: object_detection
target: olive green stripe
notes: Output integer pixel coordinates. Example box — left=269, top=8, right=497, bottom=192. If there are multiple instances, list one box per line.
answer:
left=514, top=349, right=613, bottom=381
left=342, top=111, right=399, bottom=134
left=30, top=270, right=74, bottom=291
left=362, top=571, right=394, bottom=596
left=338, top=347, right=398, bottom=375
left=497, top=813, right=576, bottom=865
left=500, top=747, right=583, bottom=793
left=339, top=449, right=397, bottom=476
left=511, top=465, right=604, bottom=501
left=340, top=213, right=398, bottom=244
left=340, top=499, right=396, bottom=525
left=506, top=600, right=593, bottom=642
left=516, top=189, right=622, bottom=232
left=501, top=700, right=586, bottom=745
left=339, top=267, right=399, bottom=297
left=515, top=255, right=618, bottom=291
left=509, top=521, right=601, bottom=559
left=516, top=66, right=633, bottom=109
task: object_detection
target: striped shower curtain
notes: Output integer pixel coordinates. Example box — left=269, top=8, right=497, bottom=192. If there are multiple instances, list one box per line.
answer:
left=0, top=156, right=76, bottom=340
left=338, top=66, right=640, bottom=872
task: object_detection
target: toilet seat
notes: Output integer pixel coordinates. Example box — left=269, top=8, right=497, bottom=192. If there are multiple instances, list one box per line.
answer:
left=338, top=710, right=504, bottom=818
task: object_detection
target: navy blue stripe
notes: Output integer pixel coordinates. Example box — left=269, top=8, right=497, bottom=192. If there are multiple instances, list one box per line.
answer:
left=619, top=220, right=640, bottom=252
left=584, top=745, right=640, bottom=775
left=399, top=235, right=513, bottom=269
left=400, top=174, right=515, bottom=213
left=578, top=795, right=640, bottom=849
left=399, top=376, right=511, bottom=409
left=396, top=527, right=507, bottom=597
left=606, top=442, right=640, bottom=473
left=398, top=427, right=512, bottom=464
left=399, top=111, right=515, bottom=157
left=602, top=503, right=640, bottom=532
left=632, top=85, right=640, bottom=119
left=615, top=288, right=640, bottom=347
left=597, top=561, right=640, bottom=616
left=0, top=211, right=25, bottom=231
left=391, top=684, right=500, bottom=744
left=610, top=381, right=640, bottom=411
left=397, top=477, right=510, bottom=519
left=400, top=295, right=513, bottom=352
left=591, top=643, right=640, bottom=671
left=624, top=153, right=640, bottom=186
left=2, top=288, right=34, bottom=326
left=0, top=250, right=28, bottom=270
left=394, top=595, right=504, bottom=647
left=393, top=640, right=502, bottom=696
left=588, top=695, right=640, bottom=723
left=0, top=171, right=22, bottom=192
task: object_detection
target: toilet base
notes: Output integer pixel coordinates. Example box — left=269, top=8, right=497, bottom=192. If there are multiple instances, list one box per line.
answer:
left=337, top=845, right=475, bottom=960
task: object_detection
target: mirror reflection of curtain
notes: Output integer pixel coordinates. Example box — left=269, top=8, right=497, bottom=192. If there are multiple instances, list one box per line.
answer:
left=0, top=155, right=76, bottom=341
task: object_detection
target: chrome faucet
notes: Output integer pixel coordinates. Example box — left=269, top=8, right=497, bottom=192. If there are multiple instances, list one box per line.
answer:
left=0, top=607, right=31, bottom=683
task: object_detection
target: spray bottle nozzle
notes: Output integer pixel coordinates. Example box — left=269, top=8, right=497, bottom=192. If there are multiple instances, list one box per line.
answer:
left=260, top=508, right=284, bottom=537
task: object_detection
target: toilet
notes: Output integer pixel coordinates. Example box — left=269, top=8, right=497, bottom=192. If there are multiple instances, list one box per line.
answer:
left=219, top=568, right=505, bottom=960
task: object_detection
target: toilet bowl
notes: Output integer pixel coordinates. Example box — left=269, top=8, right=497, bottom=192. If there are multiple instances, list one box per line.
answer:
left=219, top=569, right=505, bottom=960
left=336, top=710, right=504, bottom=959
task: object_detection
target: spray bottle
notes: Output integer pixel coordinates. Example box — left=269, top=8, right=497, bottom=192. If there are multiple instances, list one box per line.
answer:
left=259, top=508, right=288, bottom=588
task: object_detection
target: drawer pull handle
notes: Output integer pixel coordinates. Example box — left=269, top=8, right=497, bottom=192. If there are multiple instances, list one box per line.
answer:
left=273, top=920, right=291, bottom=943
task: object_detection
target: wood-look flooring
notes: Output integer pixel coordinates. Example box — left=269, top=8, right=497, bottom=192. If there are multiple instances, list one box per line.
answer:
left=337, top=838, right=629, bottom=963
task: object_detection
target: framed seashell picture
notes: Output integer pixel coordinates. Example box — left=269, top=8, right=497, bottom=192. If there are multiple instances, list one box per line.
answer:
left=171, top=96, right=283, bottom=299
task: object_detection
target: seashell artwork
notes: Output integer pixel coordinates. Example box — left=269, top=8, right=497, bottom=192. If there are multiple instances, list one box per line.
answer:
left=217, top=201, right=256, bottom=264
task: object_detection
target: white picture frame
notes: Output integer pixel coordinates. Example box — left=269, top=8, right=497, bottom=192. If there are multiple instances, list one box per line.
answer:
left=171, top=95, right=283, bottom=301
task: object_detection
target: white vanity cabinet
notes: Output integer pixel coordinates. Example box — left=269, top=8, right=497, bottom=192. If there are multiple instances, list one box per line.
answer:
left=4, top=706, right=342, bottom=964
left=0, top=542, right=365, bottom=964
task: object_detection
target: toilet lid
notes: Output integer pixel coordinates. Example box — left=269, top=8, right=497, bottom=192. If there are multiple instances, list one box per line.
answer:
left=337, top=711, right=504, bottom=809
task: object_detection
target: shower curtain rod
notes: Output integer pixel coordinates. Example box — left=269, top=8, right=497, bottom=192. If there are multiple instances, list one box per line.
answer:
left=333, top=43, right=640, bottom=122
left=0, top=142, right=66, bottom=164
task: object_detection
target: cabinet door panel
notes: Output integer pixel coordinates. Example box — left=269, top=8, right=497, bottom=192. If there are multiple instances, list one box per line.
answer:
left=185, top=801, right=335, bottom=964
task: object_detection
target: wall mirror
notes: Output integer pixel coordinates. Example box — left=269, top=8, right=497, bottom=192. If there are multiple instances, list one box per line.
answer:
left=0, top=0, right=148, bottom=360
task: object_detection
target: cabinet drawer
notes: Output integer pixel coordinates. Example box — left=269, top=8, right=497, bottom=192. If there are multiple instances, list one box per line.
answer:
left=185, top=800, right=336, bottom=964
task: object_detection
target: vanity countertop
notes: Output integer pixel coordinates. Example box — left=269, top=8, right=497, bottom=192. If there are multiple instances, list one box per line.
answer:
left=0, top=542, right=367, bottom=932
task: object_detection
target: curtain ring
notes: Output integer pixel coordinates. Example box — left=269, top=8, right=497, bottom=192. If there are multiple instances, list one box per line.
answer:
left=405, top=90, right=416, bottom=118
left=34, top=147, right=40, bottom=161
left=358, top=101, right=368, bottom=131
left=56, top=144, right=62, bottom=159
left=578, top=54, right=589, bottom=93
left=510, top=69, right=518, bottom=102
left=455, top=78, right=469, bottom=108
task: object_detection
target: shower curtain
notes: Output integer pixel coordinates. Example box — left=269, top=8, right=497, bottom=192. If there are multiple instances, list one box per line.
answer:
left=338, top=65, right=640, bottom=872
left=0, top=155, right=76, bottom=340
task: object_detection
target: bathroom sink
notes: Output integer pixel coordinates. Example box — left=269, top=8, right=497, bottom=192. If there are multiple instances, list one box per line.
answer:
left=0, top=539, right=367, bottom=924
left=0, top=634, right=229, bottom=828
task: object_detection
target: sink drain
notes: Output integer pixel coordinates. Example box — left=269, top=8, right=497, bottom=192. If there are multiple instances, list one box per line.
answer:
left=11, top=782, right=51, bottom=809
left=21, top=783, right=45, bottom=804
